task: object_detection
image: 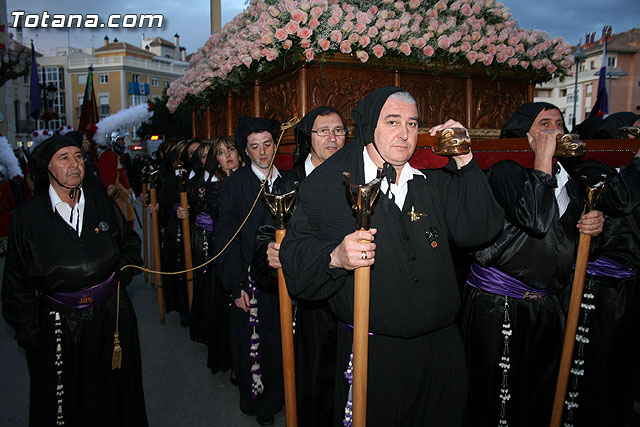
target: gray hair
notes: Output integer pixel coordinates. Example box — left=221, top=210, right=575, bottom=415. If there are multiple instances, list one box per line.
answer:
left=388, top=91, right=417, bottom=105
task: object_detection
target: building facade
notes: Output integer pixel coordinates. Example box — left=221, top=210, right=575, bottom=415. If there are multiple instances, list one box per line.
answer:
left=535, top=27, right=640, bottom=130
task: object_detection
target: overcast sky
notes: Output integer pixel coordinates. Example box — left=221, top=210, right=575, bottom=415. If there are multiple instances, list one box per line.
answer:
left=5, top=0, right=639, bottom=57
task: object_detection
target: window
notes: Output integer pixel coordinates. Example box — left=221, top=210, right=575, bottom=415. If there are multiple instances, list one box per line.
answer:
left=560, top=89, right=567, bottom=97
left=99, top=73, right=108, bottom=84
left=163, top=79, right=171, bottom=88
left=78, top=74, right=87, bottom=85
left=590, top=60, right=595, bottom=70
left=579, top=63, right=585, bottom=72
left=165, top=54, right=171, bottom=58
left=132, top=74, right=140, bottom=83
left=607, top=57, right=616, bottom=67
left=586, top=83, right=593, bottom=95
left=99, top=96, right=110, bottom=116
left=151, top=77, right=159, bottom=87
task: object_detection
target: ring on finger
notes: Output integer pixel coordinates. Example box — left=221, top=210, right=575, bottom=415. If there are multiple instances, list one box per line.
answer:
left=361, top=251, right=367, bottom=260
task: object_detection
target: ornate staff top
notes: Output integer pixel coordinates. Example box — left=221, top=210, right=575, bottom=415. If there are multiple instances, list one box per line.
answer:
left=174, top=160, right=189, bottom=191
left=343, top=169, right=382, bottom=231
left=580, top=174, right=607, bottom=214
left=143, top=163, right=159, bottom=186
left=264, top=183, right=299, bottom=230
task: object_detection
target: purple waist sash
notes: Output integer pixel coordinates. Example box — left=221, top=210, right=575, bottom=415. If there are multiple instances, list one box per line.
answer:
left=467, top=263, right=547, bottom=299
left=195, top=212, right=215, bottom=233
left=44, top=273, right=117, bottom=309
left=585, top=256, right=636, bottom=279
left=339, top=321, right=374, bottom=336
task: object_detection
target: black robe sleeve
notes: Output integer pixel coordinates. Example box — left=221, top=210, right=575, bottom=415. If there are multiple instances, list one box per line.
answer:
left=2, top=212, right=41, bottom=350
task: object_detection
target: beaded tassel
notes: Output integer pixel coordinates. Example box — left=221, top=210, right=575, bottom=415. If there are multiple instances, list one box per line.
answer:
left=498, top=296, right=512, bottom=427
left=51, top=310, right=65, bottom=426
left=247, top=267, right=264, bottom=399
left=563, top=282, right=596, bottom=426
left=342, top=350, right=354, bottom=427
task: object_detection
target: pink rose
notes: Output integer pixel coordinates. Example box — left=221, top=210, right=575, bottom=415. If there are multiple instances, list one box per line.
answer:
left=327, top=16, right=339, bottom=27
left=411, top=37, right=426, bottom=48
left=348, top=33, right=359, bottom=43
left=301, top=38, right=311, bottom=48
left=250, top=48, right=262, bottom=60
left=508, top=36, right=519, bottom=46
left=487, top=44, right=497, bottom=55
left=242, top=56, right=252, bottom=68
left=426, top=8, right=437, bottom=18
left=532, top=60, right=543, bottom=69
left=399, top=26, right=410, bottom=36
left=275, top=28, right=288, bottom=42
left=265, top=48, right=278, bottom=61
left=368, top=26, right=379, bottom=37
left=342, top=21, right=354, bottom=33
left=309, top=18, right=320, bottom=29
left=471, top=31, right=481, bottom=42
left=449, top=46, right=459, bottom=53
left=359, top=35, right=371, bottom=48
left=292, top=9, right=308, bottom=24
left=515, top=43, right=525, bottom=54
left=372, top=44, right=386, bottom=58
left=461, top=4, right=473, bottom=16
left=355, top=22, right=367, bottom=34
left=356, top=11, right=370, bottom=24
left=520, top=60, right=530, bottom=68
left=496, top=52, right=508, bottom=63
left=381, top=31, right=392, bottom=42
left=508, top=57, right=519, bottom=67
left=483, top=54, right=493, bottom=65
left=437, top=35, right=450, bottom=49
left=310, top=6, right=323, bottom=18
left=466, top=50, right=478, bottom=64
left=356, top=50, right=369, bottom=62
left=330, top=30, right=342, bottom=43
left=423, top=45, right=435, bottom=56
left=261, top=31, right=274, bottom=44
left=386, top=40, right=398, bottom=49
left=269, top=6, right=280, bottom=17
left=318, top=38, right=331, bottom=51
left=283, top=39, right=293, bottom=50
left=304, top=48, right=315, bottom=61
left=460, top=41, right=471, bottom=52
left=409, top=0, right=420, bottom=9
left=399, top=42, right=411, bottom=55
left=298, top=27, right=313, bottom=39
left=546, top=64, right=557, bottom=74
left=285, top=20, right=299, bottom=35
left=435, top=0, right=447, bottom=11
left=340, top=40, right=352, bottom=53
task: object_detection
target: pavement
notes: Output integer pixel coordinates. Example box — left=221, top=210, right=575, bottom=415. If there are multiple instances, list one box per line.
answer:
left=0, top=204, right=286, bottom=427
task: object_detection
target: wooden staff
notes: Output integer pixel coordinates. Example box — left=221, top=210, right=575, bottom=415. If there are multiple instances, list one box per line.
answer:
left=343, top=171, right=382, bottom=427
left=550, top=177, right=606, bottom=427
left=149, top=169, right=165, bottom=324
left=142, top=181, right=149, bottom=284
left=177, top=167, right=195, bottom=311
left=265, top=185, right=299, bottom=427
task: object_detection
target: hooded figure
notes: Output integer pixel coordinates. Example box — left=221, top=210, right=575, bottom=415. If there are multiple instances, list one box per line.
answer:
left=573, top=116, right=604, bottom=139
left=293, top=106, right=347, bottom=167
left=215, top=116, right=285, bottom=424
left=500, top=102, right=569, bottom=138
left=235, top=116, right=280, bottom=165
left=593, top=112, right=639, bottom=139
left=280, top=86, right=504, bottom=426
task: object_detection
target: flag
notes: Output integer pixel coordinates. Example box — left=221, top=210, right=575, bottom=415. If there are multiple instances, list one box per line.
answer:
left=29, top=41, right=42, bottom=121
left=78, top=65, right=100, bottom=133
left=588, top=37, right=608, bottom=118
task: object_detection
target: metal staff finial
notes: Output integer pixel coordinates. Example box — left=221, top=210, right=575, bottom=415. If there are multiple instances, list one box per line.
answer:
left=580, top=174, right=607, bottom=214
left=343, top=169, right=383, bottom=230
left=264, top=183, right=299, bottom=229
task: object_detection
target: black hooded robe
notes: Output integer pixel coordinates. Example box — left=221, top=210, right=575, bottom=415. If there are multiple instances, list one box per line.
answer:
left=2, top=185, right=147, bottom=427
left=279, top=87, right=503, bottom=426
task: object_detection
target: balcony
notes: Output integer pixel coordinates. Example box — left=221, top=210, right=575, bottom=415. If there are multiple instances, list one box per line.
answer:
left=68, top=56, right=187, bottom=75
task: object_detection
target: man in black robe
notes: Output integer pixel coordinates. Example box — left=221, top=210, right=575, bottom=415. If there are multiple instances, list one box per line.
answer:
left=2, top=135, right=147, bottom=426
left=252, top=106, right=347, bottom=426
left=215, top=117, right=284, bottom=426
left=279, top=87, right=505, bottom=426
left=462, top=102, right=605, bottom=427
left=566, top=149, right=640, bottom=426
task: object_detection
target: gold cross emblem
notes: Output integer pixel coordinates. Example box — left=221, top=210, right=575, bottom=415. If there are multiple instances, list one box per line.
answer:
left=408, top=206, right=427, bottom=222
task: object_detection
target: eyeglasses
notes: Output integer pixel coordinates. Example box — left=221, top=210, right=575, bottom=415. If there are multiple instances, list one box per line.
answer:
left=311, top=127, right=347, bottom=137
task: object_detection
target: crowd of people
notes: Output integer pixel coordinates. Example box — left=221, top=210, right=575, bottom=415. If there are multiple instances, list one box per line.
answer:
left=1, top=87, right=639, bottom=427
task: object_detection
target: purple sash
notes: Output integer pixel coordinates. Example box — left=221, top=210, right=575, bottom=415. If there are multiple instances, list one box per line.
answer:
left=195, top=212, right=216, bottom=233
left=45, top=273, right=116, bottom=309
left=467, top=263, right=547, bottom=299
left=585, top=256, right=636, bottom=279
left=339, top=321, right=374, bottom=336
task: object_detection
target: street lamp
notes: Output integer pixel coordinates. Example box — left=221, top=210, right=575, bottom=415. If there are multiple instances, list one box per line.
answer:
left=43, top=82, right=57, bottom=129
left=571, top=47, right=586, bottom=129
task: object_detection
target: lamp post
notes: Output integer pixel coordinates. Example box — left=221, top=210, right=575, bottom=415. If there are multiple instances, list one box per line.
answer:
left=571, top=48, right=586, bottom=129
left=44, top=82, right=57, bottom=129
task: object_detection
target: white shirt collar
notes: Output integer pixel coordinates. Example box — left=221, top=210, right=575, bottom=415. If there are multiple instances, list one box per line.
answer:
left=304, top=153, right=315, bottom=177
left=251, top=163, right=280, bottom=190
left=49, top=184, right=85, bottom=236
left=363, top=147, right=424, bottom=210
